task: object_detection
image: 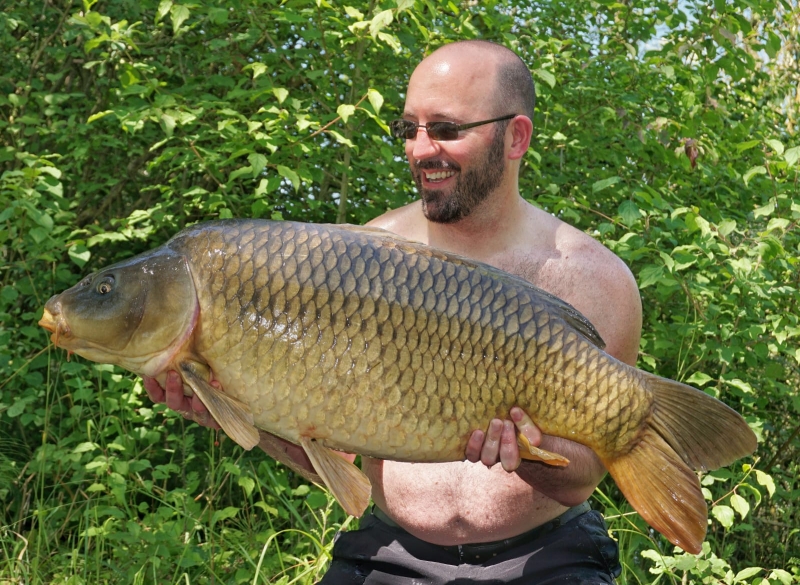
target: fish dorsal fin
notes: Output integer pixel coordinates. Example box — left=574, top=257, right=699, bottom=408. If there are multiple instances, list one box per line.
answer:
left=179, top=359, right=260, bottom=450
left=299, top=437, right=372, bottom=517
left=531, top=285, right=606, bottom=350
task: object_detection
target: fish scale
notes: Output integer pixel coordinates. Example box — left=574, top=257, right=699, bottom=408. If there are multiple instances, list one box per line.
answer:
left=40, top=218, right=757, bottom=553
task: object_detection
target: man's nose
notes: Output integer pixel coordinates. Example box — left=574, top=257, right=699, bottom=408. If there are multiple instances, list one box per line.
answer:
left=409, top=127, right=441, bottom=160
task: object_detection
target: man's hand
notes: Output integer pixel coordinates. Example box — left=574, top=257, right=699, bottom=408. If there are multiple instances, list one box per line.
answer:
left=465, top=406, right=543, bottom=472
left=142, top=371, right=221, bottom=429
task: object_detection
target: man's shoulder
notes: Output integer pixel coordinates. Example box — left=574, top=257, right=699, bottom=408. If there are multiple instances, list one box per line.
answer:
left=536, top=215, right=642, bottom=365
left=366, top=201, right=426, bottom=241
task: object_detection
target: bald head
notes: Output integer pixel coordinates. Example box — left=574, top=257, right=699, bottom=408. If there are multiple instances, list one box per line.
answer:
left=417, top=41, right=536, bottom=121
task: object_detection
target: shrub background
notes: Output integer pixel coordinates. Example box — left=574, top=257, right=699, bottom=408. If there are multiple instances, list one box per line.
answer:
left=1, top=0, right=798, bottom=583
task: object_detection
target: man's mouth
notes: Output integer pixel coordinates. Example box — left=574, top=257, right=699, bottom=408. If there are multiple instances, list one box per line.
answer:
left=425, top=170, right=456, bottom=182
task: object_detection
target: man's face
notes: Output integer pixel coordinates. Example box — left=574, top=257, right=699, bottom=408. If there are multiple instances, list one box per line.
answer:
left=411, top=124, right=507, bottom=224
left=403, top=52, right=510, bottom=224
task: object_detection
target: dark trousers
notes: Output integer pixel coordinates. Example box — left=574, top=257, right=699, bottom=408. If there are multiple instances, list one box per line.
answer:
left=318, top=505, right=621, bottom=585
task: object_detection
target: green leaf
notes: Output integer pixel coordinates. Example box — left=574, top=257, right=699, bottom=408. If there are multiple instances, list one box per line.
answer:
left=784, top=145, right=800, bottom=167
left=711, top=504, right=734, bottom=528
left=765, top=139, right=784, bottom=156
left=337, top=104, right=356, bottom=124
left=718, top=219, right=737, bottom=236
left=68, top=244, right=91, bottom=268
left=638, top=265, right=663, bottom=289
left=685, top=372, right=713, bottom=386
left=170, top=4, right=190, bottom=33
left=344, top=6, right=364, bottom=20
left=730, top=493, right=750, bottom=519
left=272, top=88, right=289, bottom=104
left=369, top=9, right=393, bottom=38
left=768, top=570, right=793, bottom=585
left=156, top=0, right=172, bottom=24
left=211, top=506, right=239, bottom=526
left=367, top=88, right=384, bottom=114
left=73, top=442, right=99, bottom=453
left=726, top=378, right=753, bottom=394
left=306, top=490, right=328, bottom=509
left=238, top=476, right=255, bottom=497
left=87, top=110, right=114, bottom=124
left=592, top=176, right=621, bottom=193
left=160, top=112, right=175, bottom=137
left=733, top=567, right=762, bottom=583
left=277, top=165, right=300, bottom=191
left=618, top=201, right=640, bottom=227
left=742, top=165, right=766, bottom=186
left=377, top=32, right=401, bottom=52
left=754, top=470, right=775, bottom=497
left=248, top=62, right=267, bottom=79
left=533, top=68, right=556, bottom=88
left=735, top=140, right=760, bottom=152
left=248, top=153, right=267, bottom=176
left=753, top=200, right=775, bottom=219
left=329, top=130, right=355, bottom=148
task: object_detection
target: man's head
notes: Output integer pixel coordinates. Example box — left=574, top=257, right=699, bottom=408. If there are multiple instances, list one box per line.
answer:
left=402, top=41, right=535, bottom=223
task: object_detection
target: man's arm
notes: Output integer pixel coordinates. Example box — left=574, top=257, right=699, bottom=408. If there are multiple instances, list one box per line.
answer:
left=465, top=250, right=643, bottom=507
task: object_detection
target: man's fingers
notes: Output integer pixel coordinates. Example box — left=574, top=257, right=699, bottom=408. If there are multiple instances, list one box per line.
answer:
left=480, top=419, right=503, bottom=467
left=510, top=406, right=542, bottom=447
left=142, top=376, right=165, bottom=403
left=190, top=395, right=221, bottom=429
left=465, top=430, right=485, bottom=462
left=499, top=420, right=521, bottom=472
left=164, top=371, right=189, bottom=412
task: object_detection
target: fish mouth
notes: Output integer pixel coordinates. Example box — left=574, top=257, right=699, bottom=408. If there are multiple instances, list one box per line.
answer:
left=38, top=307, right=71, bottom=346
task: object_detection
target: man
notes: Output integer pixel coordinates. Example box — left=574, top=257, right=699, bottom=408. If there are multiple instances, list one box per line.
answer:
left=146, top=40, right=642, bottom=583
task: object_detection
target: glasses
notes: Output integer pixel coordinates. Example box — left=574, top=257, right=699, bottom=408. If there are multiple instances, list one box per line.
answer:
left=390, top=114, right=517, bottom=141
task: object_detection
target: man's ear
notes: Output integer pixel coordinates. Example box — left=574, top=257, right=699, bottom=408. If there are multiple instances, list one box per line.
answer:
left=508, top=115, right=533, bottom=161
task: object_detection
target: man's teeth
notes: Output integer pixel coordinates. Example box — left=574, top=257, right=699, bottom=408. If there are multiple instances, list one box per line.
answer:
left=426, top=171, right=456, bottom=181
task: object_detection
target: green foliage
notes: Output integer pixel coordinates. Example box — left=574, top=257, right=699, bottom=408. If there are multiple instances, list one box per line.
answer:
left=1, top=0, right=798, bottom=583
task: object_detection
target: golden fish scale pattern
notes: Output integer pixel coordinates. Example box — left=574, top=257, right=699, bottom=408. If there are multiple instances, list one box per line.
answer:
left=171, top=220, right=650, bottom=461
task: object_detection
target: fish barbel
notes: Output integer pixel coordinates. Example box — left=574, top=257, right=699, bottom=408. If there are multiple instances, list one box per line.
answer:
left=39, top=219, right=756, bottom=553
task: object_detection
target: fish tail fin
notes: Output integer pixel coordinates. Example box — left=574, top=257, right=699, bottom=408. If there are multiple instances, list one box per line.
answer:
left=605, top=374, right=757, bottom=554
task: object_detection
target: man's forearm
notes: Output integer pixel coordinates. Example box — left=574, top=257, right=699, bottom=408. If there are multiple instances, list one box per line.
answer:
left=515, top=436, right=606, bottom=507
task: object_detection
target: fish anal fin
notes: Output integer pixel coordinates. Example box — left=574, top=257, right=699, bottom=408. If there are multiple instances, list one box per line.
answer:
left=178, top=360, right=259, bottom=451
left=517, top=433, right=569, bottom=467
left=605, top=426, right=706, bottom=554
left=300, top=436, right=371, bottom=517
left=517, top=433, right=570, bottom=467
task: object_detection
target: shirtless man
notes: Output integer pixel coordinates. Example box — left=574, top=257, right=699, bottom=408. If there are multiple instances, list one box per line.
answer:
left=145, top=40, right=642, bottom=583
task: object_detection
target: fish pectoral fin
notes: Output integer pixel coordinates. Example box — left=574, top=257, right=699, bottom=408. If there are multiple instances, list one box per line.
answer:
left=178, top=360, right=260, bottom=451
left=299, top=436, right=371, bottom=518
left=517, top=433, right=570, bottom=467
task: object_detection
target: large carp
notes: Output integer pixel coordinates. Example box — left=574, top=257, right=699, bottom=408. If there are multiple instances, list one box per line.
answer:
left=39, top=219, right=756, bottom=553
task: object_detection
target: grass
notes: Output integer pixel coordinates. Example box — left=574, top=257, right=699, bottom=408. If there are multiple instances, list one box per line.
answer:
left=2, top=360, right=796, bottom=584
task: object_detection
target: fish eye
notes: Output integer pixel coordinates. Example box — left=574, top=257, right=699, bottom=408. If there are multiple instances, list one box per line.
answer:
left=96, top=275, right=115, bottom=295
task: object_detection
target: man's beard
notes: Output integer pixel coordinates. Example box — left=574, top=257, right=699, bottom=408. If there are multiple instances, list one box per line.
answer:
left=414, top=125, right=507, bottom=224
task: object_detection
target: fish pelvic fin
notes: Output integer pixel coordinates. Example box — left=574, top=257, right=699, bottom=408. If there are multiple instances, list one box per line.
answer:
left=300, top=437, right=372, bottom=518
left=606, top=373, right=757, bottom=554
left=517, top=433, right=570, bottom=467
left=179, top=360, right=260, bottom=451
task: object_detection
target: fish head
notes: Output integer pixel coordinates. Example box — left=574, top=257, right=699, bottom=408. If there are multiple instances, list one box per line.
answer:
left=39, top=249, right=199, bottom=377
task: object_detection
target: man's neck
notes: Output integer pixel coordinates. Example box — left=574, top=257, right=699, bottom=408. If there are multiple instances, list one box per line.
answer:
left=425, top=190, right=528, bottom=261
